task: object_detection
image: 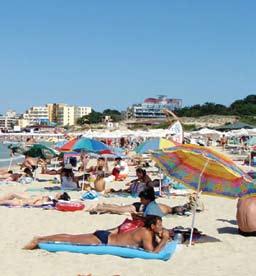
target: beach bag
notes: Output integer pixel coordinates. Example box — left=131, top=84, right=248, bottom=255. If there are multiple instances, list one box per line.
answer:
left=118, top=218, right=145, bottom=234
left=81, top=191, right=98, bottom=200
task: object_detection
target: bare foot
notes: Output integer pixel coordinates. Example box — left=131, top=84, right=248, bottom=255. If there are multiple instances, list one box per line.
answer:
left=23, top=236, right=40, bottom=250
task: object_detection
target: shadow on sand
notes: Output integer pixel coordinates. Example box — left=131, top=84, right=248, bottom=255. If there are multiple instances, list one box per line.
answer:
left=216, top=219, right=237, bottom=225
left=217, top=226, right=239, bottom=235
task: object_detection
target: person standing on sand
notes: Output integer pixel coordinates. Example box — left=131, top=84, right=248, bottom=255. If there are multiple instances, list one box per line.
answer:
left=236, top=196, right=256, bottom=236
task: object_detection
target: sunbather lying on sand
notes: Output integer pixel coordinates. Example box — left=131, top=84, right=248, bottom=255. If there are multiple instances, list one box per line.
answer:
left=0, top=192, right=70, bottom=207
left=90, top=189, right=204, bottom=216
left=0, top=168, right=33, bottom=182
left=23, top=215, right=170, bottom=251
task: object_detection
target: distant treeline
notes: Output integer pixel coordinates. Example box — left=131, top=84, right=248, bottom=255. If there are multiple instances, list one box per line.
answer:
left=175, top=95, right=256, bottom=117
left=77, top=95, right=256, bottom=126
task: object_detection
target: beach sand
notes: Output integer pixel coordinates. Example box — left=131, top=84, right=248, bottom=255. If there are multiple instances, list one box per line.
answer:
left=0, top=164, right=255, bottom=276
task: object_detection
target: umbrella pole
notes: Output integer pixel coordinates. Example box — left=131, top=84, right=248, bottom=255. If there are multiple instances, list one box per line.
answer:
left=159, top=168, right=162, bottom=196
left=8, top=157, right=13, bottom=172
left=189, top=159, right=209, bottom=246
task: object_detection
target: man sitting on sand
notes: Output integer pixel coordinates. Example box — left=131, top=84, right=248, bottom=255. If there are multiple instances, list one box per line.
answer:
left=23, top=215, right=170, bottom=252
left=236, top=196, right=256, bottom=236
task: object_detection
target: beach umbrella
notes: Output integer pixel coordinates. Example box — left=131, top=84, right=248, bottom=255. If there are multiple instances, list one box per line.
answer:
left=55, top=139, right=68, bottom=149
left=135, top=138, right=177, bottom=195
left=247, top=137, right=256, bottom=146
left=58, top=138, right=79, bottom=152
left=151, top=144, right=256, bottom=245
left=135, top=138, right=176, bottom=154
left=72, top=138, right=112, bottom=154
left=91, top=147, right=128, bottom=159
left=24, top=144, right=59, bottom=159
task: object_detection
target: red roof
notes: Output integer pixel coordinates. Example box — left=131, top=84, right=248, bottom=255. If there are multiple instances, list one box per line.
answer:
left=144, top=98, right=160, bottom=103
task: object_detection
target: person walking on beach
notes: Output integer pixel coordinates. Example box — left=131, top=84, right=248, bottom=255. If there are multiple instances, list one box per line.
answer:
left=23, top=215, right=170, bottom=252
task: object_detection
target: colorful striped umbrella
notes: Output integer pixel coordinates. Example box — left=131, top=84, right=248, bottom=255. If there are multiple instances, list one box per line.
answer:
left=152, top=144, right=256, bottom=198
left=152, top=144, right=256, bottom=245
left=135, top=138, right=176, bottom=154
left=58, top=138, right=79, bottom=152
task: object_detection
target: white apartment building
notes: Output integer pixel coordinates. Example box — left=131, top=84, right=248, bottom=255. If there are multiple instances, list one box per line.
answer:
left=75, top=106, right=92, bottom=118
left=57, top=105, right=75, bottom=126
left=23, top=106, right=49, bottom=125
left=20, top=104, right=92, bottom=127
left=0, top=110, right=19, bottom=130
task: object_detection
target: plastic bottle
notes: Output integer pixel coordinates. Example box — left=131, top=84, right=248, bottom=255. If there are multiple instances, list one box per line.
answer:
left=174, top=233, right=183, bottom=244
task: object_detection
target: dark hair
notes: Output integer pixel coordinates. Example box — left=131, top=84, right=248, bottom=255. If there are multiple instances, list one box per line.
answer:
left=136, top=167, right=146, bottom=177
left=144, top=215, right=162, bottom=229
left=139, top=187, right=155, bottom=201
left=115, top=157, right=122, bottom=161
left=59, top=192, right=71, bottom=201
left=98, top=157, right=105, bottom=161
left=62, top=168, right=74, bottom=178
left=23, top=168, right=33, bottom=177
left=52, top=193, right=70, bottom=207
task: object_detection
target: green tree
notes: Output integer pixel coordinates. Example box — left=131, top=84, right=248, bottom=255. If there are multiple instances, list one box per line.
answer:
left=175, top=94, right=256, bottom=117
left=76, top=116, right=88, bottom=126
left=85, top=110, right=102, bottom=124
left=102, top=109, right=122, bottom=122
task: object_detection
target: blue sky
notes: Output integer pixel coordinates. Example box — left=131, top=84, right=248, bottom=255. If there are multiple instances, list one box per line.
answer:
left=0, top=0, right=255, bottom=113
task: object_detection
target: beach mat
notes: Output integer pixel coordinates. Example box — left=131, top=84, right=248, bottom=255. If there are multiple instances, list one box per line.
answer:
left=103, top=192, right=135, bottom=198
left=0, top=203, right=55, bottom=209
left=26, top=186, right=80, bottom=192
left=26, top=187, right=61, bottom=192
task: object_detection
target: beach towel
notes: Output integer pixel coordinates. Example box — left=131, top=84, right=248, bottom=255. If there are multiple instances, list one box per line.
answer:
left=103, top=192, right=134, bottom=198
left=26, top=186, right=79, bottom=192
left=118, top=218, right=145, bottom=234
left=0, top=202, right=55, bottom=209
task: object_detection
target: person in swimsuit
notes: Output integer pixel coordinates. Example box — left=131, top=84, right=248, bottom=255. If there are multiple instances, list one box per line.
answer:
left=0, top=168, right=33, bottom=182
left=89, top=187, right=198, bottom=216
left=0, top=192, right=70, bottom=207
left=23, top=215, right=170, bottom=252
left=236, top=196, right=256, bottom=236
left=60, top=164, right=80, bottom=190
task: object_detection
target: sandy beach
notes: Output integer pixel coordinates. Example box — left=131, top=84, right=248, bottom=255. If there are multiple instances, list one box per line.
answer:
left=0, top=162, right=255, bottom=276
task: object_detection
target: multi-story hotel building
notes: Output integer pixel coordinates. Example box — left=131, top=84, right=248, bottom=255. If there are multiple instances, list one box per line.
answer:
left=127, top=95, right=182, bottom=118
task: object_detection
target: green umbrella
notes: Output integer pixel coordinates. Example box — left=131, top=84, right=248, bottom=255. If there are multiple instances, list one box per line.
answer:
left=24, top=144, right=59, bottom=159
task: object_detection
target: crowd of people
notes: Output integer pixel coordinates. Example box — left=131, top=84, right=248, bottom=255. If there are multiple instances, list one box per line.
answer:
left=1, top=134, right=255, bottom=258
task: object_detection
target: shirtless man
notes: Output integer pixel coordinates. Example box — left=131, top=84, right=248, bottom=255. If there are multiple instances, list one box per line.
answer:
left=236, top=196, right=256, bottom=236
left=23, top=215, right=170, bottom=252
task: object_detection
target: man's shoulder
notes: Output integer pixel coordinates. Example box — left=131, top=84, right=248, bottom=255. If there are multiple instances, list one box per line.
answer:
left=135, top=227, right=151, bottom=236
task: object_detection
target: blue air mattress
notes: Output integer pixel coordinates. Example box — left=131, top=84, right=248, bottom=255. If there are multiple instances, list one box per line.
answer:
left=38, top=241, right=177, bottom=261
